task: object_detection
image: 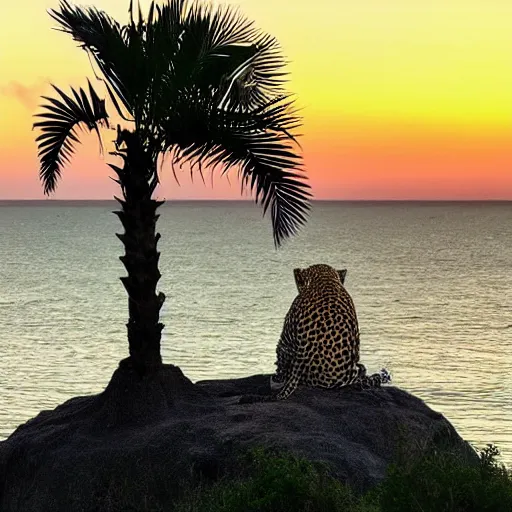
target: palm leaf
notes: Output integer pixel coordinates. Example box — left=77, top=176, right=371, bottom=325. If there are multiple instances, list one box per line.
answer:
left=180, top=1, right=286, bottom=104
left=147, top=1, right=288, bottom=133
left=33, top=81, right=109, bottom=195
left=50, top=1, right=289, bottom=132
left=165, top=96, right=311, bottom=246
left=50, top=0, right=135, bottom=120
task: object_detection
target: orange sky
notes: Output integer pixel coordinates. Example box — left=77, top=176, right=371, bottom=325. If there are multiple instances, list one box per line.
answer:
left=0, top=0, right=511, bottom=200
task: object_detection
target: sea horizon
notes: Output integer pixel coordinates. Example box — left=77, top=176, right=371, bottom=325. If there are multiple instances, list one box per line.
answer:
left=1, top=199, right=511, bottom=205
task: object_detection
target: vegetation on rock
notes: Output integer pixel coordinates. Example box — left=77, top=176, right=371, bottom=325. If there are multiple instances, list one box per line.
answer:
left=172, top=446, right=512, bottom=512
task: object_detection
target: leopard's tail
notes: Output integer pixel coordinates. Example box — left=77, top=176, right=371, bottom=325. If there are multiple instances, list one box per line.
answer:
left=353, top=367, right=392, bottom=389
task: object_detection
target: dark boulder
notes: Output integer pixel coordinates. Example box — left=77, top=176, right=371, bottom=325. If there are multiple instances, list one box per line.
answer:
left=0, top=363, right=477, bottom=512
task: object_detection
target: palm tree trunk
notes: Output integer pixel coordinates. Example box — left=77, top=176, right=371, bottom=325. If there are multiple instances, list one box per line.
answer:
left=111, top=132, right=165, bottom=375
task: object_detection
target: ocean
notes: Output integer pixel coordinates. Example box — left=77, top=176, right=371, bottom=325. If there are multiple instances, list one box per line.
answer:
left=1, top=201, right=511, bottom=464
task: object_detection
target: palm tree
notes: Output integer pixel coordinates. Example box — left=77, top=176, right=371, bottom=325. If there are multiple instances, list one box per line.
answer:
left=34, top=0, right=311, bottom=377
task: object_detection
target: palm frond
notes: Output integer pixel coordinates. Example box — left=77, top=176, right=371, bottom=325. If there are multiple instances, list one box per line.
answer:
left=50, top=1, right=290, bottom=135
left=165, top=95, right=310, bottom=246
left=33, top=81, right=109, bottom=195
left=191, top=6, right=287, bottom=107
left=150, top=0, right=288, bottom=131
left=50, top=0, right=135, bottom=119
left=175, top=2, right=260, bottom=87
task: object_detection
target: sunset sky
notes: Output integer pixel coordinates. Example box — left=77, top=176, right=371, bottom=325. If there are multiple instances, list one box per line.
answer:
left=0, top=0, right=511, bottom=199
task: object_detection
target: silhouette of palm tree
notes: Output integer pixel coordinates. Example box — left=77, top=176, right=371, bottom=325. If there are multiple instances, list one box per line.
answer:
left=33, top=0, right=311, bottom=377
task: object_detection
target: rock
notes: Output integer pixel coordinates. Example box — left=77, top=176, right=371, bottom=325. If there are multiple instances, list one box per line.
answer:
left=0, top=364, right=477, bottom=512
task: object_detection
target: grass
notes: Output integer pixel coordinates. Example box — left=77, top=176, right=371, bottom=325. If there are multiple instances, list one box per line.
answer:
left=172, top=445, right=512, bottom=512
left=379, top=444, right=512, bottom=512
left=173, top=448, right=378, bottom=512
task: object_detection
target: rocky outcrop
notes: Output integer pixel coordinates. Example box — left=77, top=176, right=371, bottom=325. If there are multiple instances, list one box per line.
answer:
left=0, top=362, right=477, bottom=512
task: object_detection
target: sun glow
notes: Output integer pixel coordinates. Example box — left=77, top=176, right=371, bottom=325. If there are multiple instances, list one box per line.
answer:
left=1, top=0, right=511, bottom=199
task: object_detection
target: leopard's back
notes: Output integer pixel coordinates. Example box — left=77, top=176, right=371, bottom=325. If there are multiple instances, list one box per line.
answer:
left=273, top=265, right=362, bottom=391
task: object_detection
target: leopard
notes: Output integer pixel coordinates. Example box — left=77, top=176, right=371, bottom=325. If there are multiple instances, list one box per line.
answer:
left=269, top=264, right=391, bottom=400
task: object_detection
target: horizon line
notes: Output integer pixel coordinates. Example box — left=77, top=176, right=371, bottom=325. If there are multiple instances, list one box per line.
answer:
left=1, top=199, right=511, bottom=203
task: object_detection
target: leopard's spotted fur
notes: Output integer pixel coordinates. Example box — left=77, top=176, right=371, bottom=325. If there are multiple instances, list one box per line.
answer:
left=270, top=264, right=391, bottom=400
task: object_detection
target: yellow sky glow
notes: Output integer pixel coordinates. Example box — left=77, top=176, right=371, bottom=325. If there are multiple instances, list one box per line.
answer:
left=0, top=0, right=511, bottom=199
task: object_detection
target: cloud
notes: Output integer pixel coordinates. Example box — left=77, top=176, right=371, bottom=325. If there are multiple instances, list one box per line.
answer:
left=0, top=80, right=49, bottom=110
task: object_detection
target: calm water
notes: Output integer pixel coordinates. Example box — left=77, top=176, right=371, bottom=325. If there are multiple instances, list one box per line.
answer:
left=1, top=201, right=511, bottom=464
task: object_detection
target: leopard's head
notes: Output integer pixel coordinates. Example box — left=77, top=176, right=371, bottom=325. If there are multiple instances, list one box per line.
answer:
left=293, top=264, right=347, bottom=293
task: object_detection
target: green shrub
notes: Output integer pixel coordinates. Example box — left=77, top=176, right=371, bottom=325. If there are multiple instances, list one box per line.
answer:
left=377, top=444, right=512, bottom=512
left=107, top=444, right=510, bottom=511
left=173, top=445, right=512, bottom=512
left=174, top=448, right=378, bottom=512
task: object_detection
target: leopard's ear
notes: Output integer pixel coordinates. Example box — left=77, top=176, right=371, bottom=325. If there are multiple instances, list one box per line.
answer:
left=294, top=268, right=307, bottom=293
left=337, top=269, right=347, bottom=284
